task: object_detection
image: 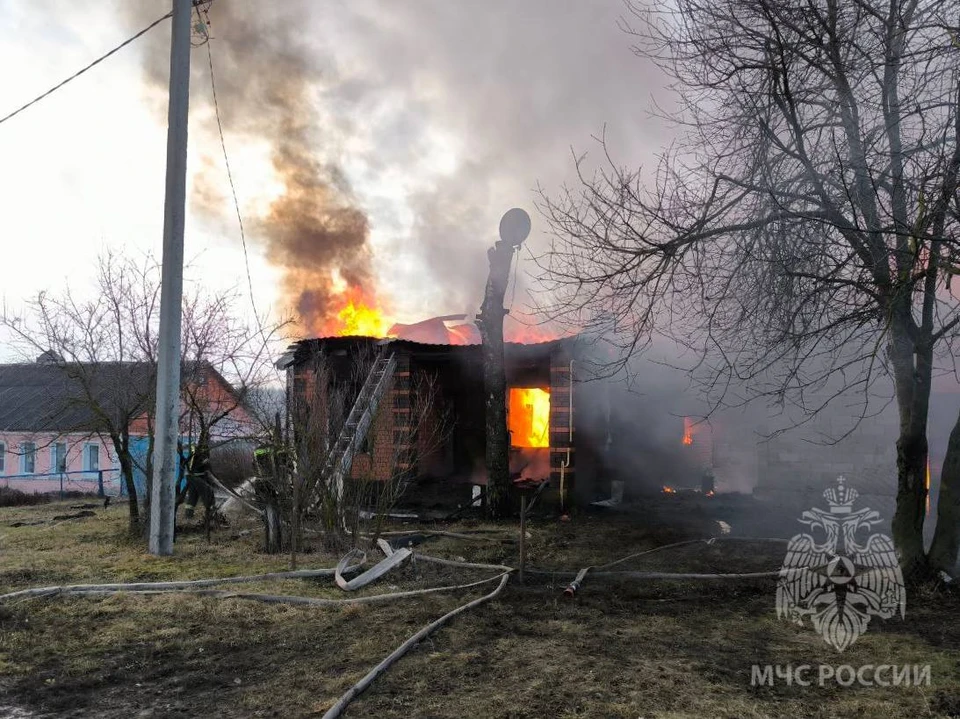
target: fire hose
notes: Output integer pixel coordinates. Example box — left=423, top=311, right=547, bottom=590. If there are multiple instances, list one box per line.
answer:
left=2, top=537, right=795, bottom=718
left=0, top=564, right=363, bottom=603
left=0, top=552, right=511, bottom=606
left=558, top=536, right=789, bottom=597
left=0, top=550, right=515, bottom=719
left=321, top=569, right=512, bottom=719
left=2, top=572, right=510, bottom=609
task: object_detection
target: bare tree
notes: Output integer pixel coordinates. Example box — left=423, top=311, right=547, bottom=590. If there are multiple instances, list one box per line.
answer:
left=175, top=287, right=290, bottom=534
left=259, top=347, right=451, bottom=561
left=1, top=252, right=287, bottom=537
left=2, top=253, right=159, bottom=531
left=537, top=0, right=960, bottom=578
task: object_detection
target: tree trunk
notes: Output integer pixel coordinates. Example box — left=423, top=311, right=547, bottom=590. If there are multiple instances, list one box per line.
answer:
left=118, top=450, right=139, bottom=532
left=929, top=407, right=960, bottom=575
left=477, top=240, right=516, bottom=518
left=888, top=324, right=932, bottom=582
left=893, top=430, right=929, bottom=580
left=263, top=499, right=283, bottom=554
left=111, top=432, right=140, bottom=532
left=141, top=431, right=156, bottom=540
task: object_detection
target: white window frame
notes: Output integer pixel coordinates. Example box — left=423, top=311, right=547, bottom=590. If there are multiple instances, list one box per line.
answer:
left=84, top=443, right=100, bottom=472
left=52, top=442, right=67, bottom=474
left=20, top=442, right=36, bottom=474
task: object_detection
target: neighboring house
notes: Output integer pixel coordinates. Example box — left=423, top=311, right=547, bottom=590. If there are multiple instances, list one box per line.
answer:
left=0, top=358, right=130, bottom=494
left=0, top=355, right=255, bottom=496
left=126, top=362, right=258, bottom=494
left=127, top=362, right=256, bottom=441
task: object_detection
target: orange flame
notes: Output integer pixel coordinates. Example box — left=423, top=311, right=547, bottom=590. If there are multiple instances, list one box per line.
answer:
left=504, top=313, right=570, bottom=344
left=508, top=387, right=550, bottom=448
left=682, top=417, right=694, bottom=445
left=320, top=293, right=568, bottom=345
left=926, top=459, right=931, bottom=516
left=313, top=287, right=394, bottom=338
left=662, top=485, right=676, bottom=494
left=335, top=298, right=392, bottom=337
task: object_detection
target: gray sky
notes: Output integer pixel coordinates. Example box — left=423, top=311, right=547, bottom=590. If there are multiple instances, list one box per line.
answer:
left=0, top=1, right=669, bottom=345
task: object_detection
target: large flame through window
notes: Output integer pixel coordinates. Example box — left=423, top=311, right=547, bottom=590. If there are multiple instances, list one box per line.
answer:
left=508, top=388, right=550, bottom=448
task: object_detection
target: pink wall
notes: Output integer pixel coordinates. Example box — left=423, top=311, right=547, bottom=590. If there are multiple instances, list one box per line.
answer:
left=0, top=432, right=120, bottom=494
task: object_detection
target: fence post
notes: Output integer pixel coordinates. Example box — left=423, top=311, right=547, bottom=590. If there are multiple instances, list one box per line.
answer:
left=59, top=473, right=63, bottom=501
left=97, top=470, right=105, bottom=498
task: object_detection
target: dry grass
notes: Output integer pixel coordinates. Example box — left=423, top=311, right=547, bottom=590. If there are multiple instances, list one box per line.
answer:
left=0, top=498, right=958, bottom=718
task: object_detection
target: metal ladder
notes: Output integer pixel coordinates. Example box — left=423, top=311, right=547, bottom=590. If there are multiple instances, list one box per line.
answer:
left=317, top=351, right=398, bottom=507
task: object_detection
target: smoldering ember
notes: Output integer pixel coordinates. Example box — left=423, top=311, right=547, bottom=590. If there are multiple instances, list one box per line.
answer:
left=2, top=2, right=960, bottom=718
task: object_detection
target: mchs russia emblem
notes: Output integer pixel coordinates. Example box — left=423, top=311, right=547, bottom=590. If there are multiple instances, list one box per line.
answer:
left=776, top=477, right=906, bottom=651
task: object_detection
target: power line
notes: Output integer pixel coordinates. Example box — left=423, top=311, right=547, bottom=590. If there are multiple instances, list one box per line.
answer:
left=0, top=12, right=174, bottom=127
left=204, top=25, right=270, bottom=345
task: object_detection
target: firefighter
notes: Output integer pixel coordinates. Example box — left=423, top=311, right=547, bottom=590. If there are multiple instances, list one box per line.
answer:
left=252, top=442, right=285, bottom=553
left=183, top=432, right=215, bottom=520
left=253, top=444, right=274, bottom=479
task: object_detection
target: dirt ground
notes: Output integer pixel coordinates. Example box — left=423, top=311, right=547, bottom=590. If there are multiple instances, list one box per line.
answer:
left=0, top=496, right=959, bottom=718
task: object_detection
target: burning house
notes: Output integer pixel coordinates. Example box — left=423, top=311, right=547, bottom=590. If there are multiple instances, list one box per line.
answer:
left=276, top=310, right=953, bottom=524
left=277, top=326, right=610, bottom=512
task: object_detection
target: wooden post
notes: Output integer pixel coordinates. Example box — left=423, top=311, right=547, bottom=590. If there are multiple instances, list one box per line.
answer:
left=278, top=412, right=298, bottom=569
left=477, top=209, right=531, bottom=519
left=476, top=239, right=516, bottom=518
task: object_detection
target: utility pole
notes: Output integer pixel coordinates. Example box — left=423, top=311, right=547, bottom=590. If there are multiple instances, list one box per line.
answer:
left=149, top=0, right=193, bottom=555
left=476, top=208, right=530, bottom=518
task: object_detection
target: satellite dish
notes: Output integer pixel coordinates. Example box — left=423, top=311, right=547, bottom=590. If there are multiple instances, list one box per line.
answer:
left=499, top=208, right=531, bottom=246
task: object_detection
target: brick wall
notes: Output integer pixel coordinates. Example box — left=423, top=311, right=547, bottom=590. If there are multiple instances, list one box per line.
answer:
left=389, top=353, right=415, bottom=481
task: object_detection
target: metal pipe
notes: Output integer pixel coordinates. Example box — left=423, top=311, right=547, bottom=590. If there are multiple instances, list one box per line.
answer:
left=560, top=449, right=571, bottom=513
left=559, top=360, right=574, bottom=511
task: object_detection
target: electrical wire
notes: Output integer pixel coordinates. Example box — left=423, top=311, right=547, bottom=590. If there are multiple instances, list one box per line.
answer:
left=0, top=12, right=173, bottom=127
left=205, top=30, right=268, bottom=343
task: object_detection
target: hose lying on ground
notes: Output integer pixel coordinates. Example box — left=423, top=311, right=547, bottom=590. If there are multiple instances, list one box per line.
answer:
left=567, top=569, right=783, bottom=581
left=0, top=563, right=365, bottom=603
left=5, top=571, right=510, bottom=607
left=558, top=536, right=789, bottom=596
left=0, top=552, right=511, bottom=607
left=321, top=570, right=512, bottom=719
left=371, top=530, right=517, bottom=543
left=335, top=548, right=411, bottom=591
left=414, top=554, right=513, bottom=573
